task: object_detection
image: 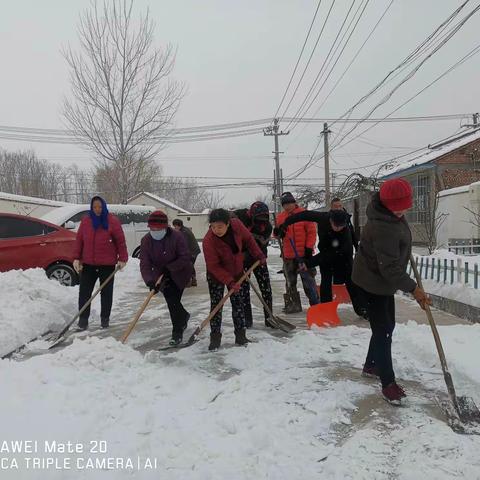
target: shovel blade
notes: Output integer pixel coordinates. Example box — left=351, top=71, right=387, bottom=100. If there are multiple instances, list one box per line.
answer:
left=307, top=301, right=341, bottom=328
left=457, top=396, right=480, bottom=424
left=332, top=284, right=351, bottom=304
left=315, top=285, right=351, bottom=304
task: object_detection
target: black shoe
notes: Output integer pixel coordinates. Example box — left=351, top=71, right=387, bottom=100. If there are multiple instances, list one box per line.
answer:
left=101, top=318, right=109, bottom=329
left=76, top=324, right=88, bottom=332
left=209, top=332, right=222, bottom=351
left=234, top=328, right=250, bottom=346
left=169, top=338, right=182, bottom=346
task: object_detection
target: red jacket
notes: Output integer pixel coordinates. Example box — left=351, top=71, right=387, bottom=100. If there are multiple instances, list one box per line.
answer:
left=74, top=213, right=128, bottom=266
left=275, top=205, right=317, bottom=259
left=203, top=218, right=265, bottom=286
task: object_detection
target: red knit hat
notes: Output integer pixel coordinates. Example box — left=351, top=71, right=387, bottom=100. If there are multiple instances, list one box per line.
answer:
left=148, top=210, right=168, bottom=228
left=379, top=178, right=413, bottom=211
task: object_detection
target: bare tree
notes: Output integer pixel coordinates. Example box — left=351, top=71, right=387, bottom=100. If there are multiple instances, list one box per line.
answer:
left=63, top=0, right=185, bottom=203
left=419, top=193, right=449, bottom=254
left=465, top=206, right=480, bottom=229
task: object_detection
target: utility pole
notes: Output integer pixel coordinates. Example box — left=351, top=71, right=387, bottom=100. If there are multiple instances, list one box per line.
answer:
left=323, top=122, right=331, bottom=207
left=264, top=118, right=289, bottom=213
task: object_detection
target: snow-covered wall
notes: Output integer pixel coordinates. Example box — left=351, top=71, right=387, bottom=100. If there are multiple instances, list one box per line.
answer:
left=0, top=192, right=69, bottom=217
left=437, top=181, right=480, bottom=247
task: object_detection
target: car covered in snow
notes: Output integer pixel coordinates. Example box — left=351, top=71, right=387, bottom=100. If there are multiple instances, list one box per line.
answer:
left=41, top=204, right=155, bottom=258
left=0, top=213, right=78, bottom=286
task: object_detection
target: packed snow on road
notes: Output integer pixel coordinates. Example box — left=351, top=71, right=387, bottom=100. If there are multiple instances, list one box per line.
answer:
left=1, top=258, right=480, bottom=479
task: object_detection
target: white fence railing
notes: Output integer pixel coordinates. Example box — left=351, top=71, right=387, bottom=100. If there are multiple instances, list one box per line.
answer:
left=409, top=255, right=479, bottom=290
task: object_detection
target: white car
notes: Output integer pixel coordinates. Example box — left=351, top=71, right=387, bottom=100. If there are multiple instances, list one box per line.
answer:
left=41, top=204, right=155, bottom=258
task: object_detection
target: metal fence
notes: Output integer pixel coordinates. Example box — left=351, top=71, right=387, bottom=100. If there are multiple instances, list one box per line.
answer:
left=409, top=255, right=480, bottom=289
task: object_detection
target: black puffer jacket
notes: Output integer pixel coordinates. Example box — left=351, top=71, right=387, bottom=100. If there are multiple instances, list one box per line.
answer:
left=352, top=193, right=417, bottom=296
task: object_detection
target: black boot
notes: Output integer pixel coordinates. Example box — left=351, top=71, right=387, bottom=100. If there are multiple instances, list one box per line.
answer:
left=209, top=332, right=222, bottom=351
left=101, top=317, right=109, bottom=329
left=234, top=328, right=250, bottom=346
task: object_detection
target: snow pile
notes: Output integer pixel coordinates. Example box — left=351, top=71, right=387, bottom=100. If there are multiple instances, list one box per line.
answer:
left=0, top=260, right=143, bottom=357
left=1, top=323, right=480, bottom=478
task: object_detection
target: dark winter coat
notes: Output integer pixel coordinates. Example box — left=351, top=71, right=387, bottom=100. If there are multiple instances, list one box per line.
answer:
left=352, top=193, right=417, bottom=296
left=140, top=228, right=193, bottom=290
left=344, top=209, right=359, bottom=251
left=234, top=208, right=272, bottom=257
left=74, top=213, right=128, bottom=266
left=179, top=226, right=201, bottom=259
left=203, top=218, right=265, bottom=286
left=282, top=210, right=354, bottom=266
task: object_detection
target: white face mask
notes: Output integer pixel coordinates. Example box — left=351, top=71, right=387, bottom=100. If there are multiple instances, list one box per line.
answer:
left=150, top=229, right=167, bottom=241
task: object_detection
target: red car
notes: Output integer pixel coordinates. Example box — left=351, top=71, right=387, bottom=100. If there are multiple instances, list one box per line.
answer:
left=0, top=213, right=79, bottom=286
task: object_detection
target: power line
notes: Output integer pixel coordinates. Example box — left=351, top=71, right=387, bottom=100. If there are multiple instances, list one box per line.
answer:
left=273, top=0, right=323, bottom=119
left=285, top=0, right=370, bottom=131
left=280, top=0, right=337, bottom=119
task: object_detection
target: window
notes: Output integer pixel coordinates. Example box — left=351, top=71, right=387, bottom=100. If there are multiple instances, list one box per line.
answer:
left=406, top=175, right=430, bottom=224
left=67, top=211, right=89, bottom=224
left=0, top=217, right=47, bottom=239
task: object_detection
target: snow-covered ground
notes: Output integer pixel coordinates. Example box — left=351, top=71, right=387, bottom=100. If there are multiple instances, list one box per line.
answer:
left=1, top=255, right=480, bottom=479
left=0, top=261, right=143, bottom=357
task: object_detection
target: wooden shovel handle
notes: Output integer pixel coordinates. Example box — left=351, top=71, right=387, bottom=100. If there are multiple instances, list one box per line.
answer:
left=121, top=274, right=163, bottom=344
left=196, top=260, right=261, bottom=334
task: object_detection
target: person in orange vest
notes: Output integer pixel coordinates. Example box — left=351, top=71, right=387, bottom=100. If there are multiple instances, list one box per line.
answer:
left=274, top=192, right=319, bottom=313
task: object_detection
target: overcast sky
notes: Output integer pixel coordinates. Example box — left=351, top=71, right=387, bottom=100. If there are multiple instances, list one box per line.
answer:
left=0, top=0, right=479, bottom=205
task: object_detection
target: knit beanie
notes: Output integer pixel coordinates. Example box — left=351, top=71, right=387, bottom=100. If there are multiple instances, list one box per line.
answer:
left=329, top=209, right=348, bottom=227
left=280, top=191, right=296, bottom=206
left=379, top=178, right=413, bottom=211
left=148, top=210, right=168, bottom=228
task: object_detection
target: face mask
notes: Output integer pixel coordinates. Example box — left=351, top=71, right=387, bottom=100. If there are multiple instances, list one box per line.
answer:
left=150, top=229, right=167, bottom=241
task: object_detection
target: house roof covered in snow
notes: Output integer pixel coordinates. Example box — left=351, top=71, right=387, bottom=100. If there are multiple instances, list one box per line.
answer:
left=381, top=128, right=480, bottom=179
left=0, top=191, right=70, bottom=207
left=127, top=192, right=191, bottom=214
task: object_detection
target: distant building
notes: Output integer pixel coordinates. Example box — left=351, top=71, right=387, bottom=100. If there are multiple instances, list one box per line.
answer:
left=345, top=128, right=480, bottom=245
left=126, top=191, right=208, bottom=239
left=0, top=192, right=70, bottom=217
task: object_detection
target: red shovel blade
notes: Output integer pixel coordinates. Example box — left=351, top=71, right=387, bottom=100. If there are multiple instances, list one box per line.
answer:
left=332, top=284, right=351, bottom=304
left=307, top=301, right=341, bottom=328
left=315, top=284, right=351, bottom=304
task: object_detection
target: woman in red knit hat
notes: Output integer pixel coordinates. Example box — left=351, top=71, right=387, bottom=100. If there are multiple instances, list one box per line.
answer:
left=140, top=210, right=193, bottom=346
left=352, top=178, right=431, bottom=405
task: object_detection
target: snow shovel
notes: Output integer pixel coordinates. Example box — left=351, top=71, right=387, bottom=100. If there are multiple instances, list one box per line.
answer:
left=121, top=275, right=163, bottom=344
left=48, top=264, right=122, bottom=349
left=307, top=301, right=341, bottom=328
left=245, top=276, right=296, bottom=333
left=315, top=284, right=351, bottom=304
left=185, top=261, right=261, bottom=346
left=410, top=254, right=480, bottom=431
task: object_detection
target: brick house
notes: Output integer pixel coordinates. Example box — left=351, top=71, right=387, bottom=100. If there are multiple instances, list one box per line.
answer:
left=345, top=128, right=480, bottom=245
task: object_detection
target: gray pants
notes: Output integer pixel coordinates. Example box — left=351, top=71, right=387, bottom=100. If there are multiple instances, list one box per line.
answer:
left=284, top=258, right=319, bottom=306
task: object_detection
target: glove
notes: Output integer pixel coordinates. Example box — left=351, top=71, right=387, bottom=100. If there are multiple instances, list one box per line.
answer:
left=117, top=261, right=127, bottom=270
left=278, top=224, right=288, bottom=238
left=146, top=280, right=160, bottom=294
left=412, top=286, right=432, bottom=310
left=304, top=247, right=313, bottom=259
left=228, top=281, right=241, bottom=293
left=73, top=259, right=83, bottom=273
